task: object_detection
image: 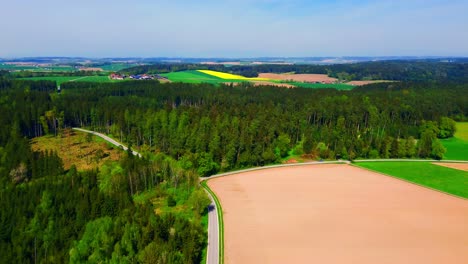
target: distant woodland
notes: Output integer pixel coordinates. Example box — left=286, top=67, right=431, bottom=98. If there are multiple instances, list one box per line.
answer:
left=0, top=61, right=467, bottom=262
left=121, top=61, right=468, bottom=82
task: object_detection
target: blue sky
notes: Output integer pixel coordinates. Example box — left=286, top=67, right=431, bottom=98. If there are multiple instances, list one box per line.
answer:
left=1, top=0, right=468, bottom=57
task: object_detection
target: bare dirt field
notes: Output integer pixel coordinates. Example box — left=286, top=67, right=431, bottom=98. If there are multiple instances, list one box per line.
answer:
left=224, top=82, right=296, bottom=88
left=347, top=80, right=393, bottom=86
left=258, top=73, right=338, bottom=83
left=434, top=162, right=468, bottom=171
left=78, top=67, right=103, bottom=72
left=208, top=164, right=468, bottom=264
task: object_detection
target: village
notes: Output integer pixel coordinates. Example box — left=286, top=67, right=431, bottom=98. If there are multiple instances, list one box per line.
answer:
left=109, top=73, right=168, bottom=81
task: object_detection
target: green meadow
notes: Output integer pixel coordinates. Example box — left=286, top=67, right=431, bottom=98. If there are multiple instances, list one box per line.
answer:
left=100, top=63, right=141, bottom=72
left=160, top=70, right=242, bottom=84
left=356, top=161, right=468, bottom=198
left=441, top=122, right=468, bottom=160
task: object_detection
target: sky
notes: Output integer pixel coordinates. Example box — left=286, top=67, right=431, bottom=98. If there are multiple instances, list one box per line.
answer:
left=1, top=0, right=468, bottom=57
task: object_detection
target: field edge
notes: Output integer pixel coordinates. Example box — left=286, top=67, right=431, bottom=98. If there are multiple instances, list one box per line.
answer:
left=352, top=162, right=468, bottom=200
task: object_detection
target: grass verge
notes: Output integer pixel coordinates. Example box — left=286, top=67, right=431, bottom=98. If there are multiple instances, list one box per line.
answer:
left=200, top=180, right=224, bottom=264
left=354, top=161, right=468, bottom=198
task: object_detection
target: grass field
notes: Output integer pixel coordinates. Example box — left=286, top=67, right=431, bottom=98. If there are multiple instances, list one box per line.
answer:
left=31, top=130, right=124, bottom=171
left=441, top=122, right=468, bottom=160
left=99, top=63, right=141, bottom=72
left=198, top=70, right=270, bottom=81
left=19, top=76, right=122, bottom=85
left=355, top=161, right=468, bottom=198
left=160, top=70, right=243, bottom=84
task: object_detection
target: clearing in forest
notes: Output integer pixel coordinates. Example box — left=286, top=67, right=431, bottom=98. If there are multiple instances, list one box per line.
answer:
left=31, top=129, right=123, bottom=170
left=208, top=164, right=468, bottom=264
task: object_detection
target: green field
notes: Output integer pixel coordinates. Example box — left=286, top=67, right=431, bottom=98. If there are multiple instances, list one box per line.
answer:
left=19, top=76, right=122, bottom=85
left=0, top=63, right=74, bottom=72
left=441, top=122, right=468, bottom=160
left=356, top=161, right=468, bottom=198
left=99, top=63, right=141, bottom=72
left=285, top=81, right=355, bottom=90
left=161, top=70, right=243, bottom=84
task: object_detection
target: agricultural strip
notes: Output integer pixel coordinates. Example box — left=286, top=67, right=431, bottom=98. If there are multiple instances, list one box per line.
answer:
left=258, top=73, right=338, bottom=83
left=434, top=163, right=468, bottom=171
left=355, top=161, right=468, bottom=198
left=208, top=164, right=468, bottom=264
left=288, top=81, right=354, bottom=90
left=160, top=70, right=242, bottom=84
left=198, top=70, right=270, bottom=81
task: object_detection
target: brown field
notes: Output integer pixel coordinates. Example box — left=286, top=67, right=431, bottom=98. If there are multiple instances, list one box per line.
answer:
left=224, top=82, right=296, bottom=88
left=258, top=73, right=338, bottom=83
left=78, top=67, right=103, bottom=72
left=201, top=61, right=243, bottom=65
left=31, top=130, right=123, bottom=170
left=208, top=164, right=468, bottom=264
left=434, top=162, right=468, bottom=171
left=347, top=80, right=393, bottom=86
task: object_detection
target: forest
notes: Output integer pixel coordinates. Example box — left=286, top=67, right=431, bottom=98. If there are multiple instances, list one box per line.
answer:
left=0, top=71, right=466, bottom=262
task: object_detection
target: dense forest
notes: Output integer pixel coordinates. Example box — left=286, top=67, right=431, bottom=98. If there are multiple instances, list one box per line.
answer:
left=0, top=73, right=466, bottom=262
left=0, top=79, right=211, bottom=263
left=121, top=61, right=468, bottom=82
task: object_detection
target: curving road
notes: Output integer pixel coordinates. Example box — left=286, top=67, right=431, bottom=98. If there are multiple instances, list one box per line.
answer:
left=205, top=198, right=219, bottom=264
left=72, top=128, right=141, bottom=157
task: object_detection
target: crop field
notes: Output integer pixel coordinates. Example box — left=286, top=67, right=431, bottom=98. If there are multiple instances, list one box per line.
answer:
left=442, top=122, right=468, bottom=160
left=198, top=70, right=270, bottom=81
left=356, top=161, right=468, bottom=198
left=161, top=70, right=357, bottom=90
left=258, top=73, right=338, bottom=83
left=160, top=70, right=244, bottom=84
left=288, top=81, right=354, bottom=90
left=19, top=76, right=122, bottom=85
left=208, top=164, right=468, bottom=263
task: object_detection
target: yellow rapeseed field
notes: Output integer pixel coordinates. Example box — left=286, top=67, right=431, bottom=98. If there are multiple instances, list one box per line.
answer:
left=198, top=70, right=270, bottom=81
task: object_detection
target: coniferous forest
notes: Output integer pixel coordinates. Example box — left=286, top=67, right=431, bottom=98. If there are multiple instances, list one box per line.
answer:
left=0, top=69, right=466, bottom=262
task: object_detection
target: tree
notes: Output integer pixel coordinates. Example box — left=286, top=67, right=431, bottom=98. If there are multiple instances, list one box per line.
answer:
left=275, top=134, right=291, bottom=158
left=438, top=117, right=456, bottom=139
left=431, top=139, right=446, bottom=160
left=197, top=152, right=219, bottom=177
